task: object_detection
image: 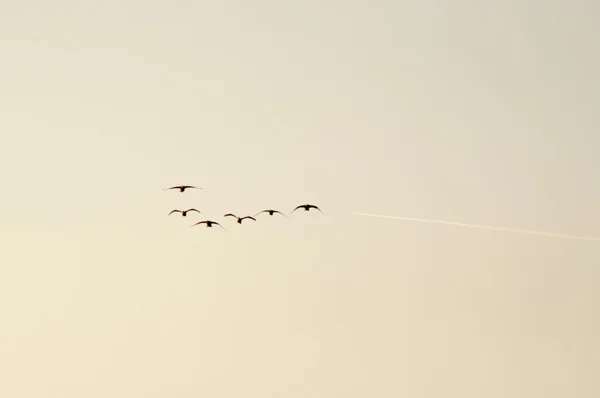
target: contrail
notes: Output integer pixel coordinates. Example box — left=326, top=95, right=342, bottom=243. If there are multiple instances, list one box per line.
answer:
left=352, top=212, right=600, bottom=242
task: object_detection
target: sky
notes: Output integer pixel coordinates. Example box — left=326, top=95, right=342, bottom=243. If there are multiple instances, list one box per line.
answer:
left=1, top=0, right=599, bottom=396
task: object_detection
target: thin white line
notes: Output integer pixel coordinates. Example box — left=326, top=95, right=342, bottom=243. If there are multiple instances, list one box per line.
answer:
left=352, top=212, right=600, bottom=242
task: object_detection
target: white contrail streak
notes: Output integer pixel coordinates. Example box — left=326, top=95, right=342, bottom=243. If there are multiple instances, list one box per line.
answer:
left=352, top=212, right=600, bottom=242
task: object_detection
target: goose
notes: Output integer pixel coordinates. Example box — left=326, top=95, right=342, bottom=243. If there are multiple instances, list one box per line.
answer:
left=191, top=220, right=227, bottom=230
left=163, top=185, right=201, bottom=192
left=168, top=208, right=200, bottom=217
left=291, top=204, right=323, bottom=214
left=224, top=213, right=257, bottom=224
left=255, top=209, right=286, bottom=217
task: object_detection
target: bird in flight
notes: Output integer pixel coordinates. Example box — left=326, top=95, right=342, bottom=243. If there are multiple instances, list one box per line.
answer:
left=163, top=185, right=201, bottom=192
left=255, top=209, right=286, bottom=217
left=168, top=208, right=200, bottom=217
left=224, top=213, right=257, bottom=224
left=291, top=204, right=323, bottom=214
left=191, top=220, right=227, bottom=230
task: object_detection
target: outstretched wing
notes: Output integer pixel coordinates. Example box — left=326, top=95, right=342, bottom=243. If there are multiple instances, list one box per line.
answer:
left=182, top=185, right=201, bottom=190
left=224, top=213, right=237, bottom=218
left=214, top=222, right=228, bottom=231
left=191, top=221, right=208, bottom=227
left=308, top=205, right=324, bottom=214
left=164, top=186, right=181, bottom=190
left=272, top=210, right=286, bottom=217
left=186, top=208, right=200, bottom=213
left=291, top=205, right=304, bottom=214
left=241, top=216, right=256, bottom=221
left=255, top=210, right=269, bottom=216
left=168, top=209, right=182, bottom=215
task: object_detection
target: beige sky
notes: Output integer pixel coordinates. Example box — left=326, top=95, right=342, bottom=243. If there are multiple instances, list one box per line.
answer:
left=1, top=0, right=599, bottom=396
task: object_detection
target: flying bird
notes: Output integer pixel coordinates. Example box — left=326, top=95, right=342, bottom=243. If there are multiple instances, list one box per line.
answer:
left=163, top=185, right=201, bottom=192
left=291, top=204, right=323, bottom=214
left=168, top=208, right=200, bottom=217
left=255, top=209, right=286, bottom=217
left=191, top=220, right=227, bottom=230
left=224, top=214, right=257, bottom=224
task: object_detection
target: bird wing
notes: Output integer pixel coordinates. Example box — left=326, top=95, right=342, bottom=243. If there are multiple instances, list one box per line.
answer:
left=191, top=221, right=208, bottom=227
left=183, top=186, right=201, bottom=189
left=254, top=210, right=268, bottom=216
left=273, top=210, right=286, bottom=216
left=168, top=210, right=181, bottom=215
left=291, top=205, right=303, bottom=213
left=308, top=205, right=324, bottom=213
left=214, top=222, right=227, bottom=231
left=224, top=213, right=237, bottom=218
left=241, top=216, right=256, bottom=221
left=186, top=208, right=200, bottom=213
left=164, top=186, right=181, bottom=190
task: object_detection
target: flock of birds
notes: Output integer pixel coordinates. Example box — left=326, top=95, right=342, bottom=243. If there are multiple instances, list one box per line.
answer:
left=163, top=185, right=323, bottom=231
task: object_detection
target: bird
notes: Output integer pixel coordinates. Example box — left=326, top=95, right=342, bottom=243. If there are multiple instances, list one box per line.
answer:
left=291, top=204, right=323, bottom=214
left=163, top=185, right=201, bottom=192
left=191, top=220, right=227, bottom=230
left=255, top=209, right=286, bottom=217
left=224, top=213, right=257, bottom=224
left=168, top=208, right=200, bottom=217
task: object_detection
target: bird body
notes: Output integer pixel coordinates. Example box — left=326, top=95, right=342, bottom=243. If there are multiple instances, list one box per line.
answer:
left=291, top=204, right=323, bottom=214
left=169, top=208, right=200, bottom=217
left=224, top=213, right=257, bottom=224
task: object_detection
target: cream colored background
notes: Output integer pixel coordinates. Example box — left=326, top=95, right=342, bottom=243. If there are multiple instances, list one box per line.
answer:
left=1, top=0, right=599, bottom=396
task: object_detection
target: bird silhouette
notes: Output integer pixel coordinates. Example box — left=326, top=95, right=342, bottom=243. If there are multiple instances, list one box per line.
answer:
left=168, top=208, right=200, bottom=217
left=291, top=204, right=323, bottom=214
left=163, top=185, right=201, bottom=192
left=224, top=214, right=257, bottom=224
left=191, top=220, right=227, bottom=230
left=255, top=209, right=286, bottom=217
